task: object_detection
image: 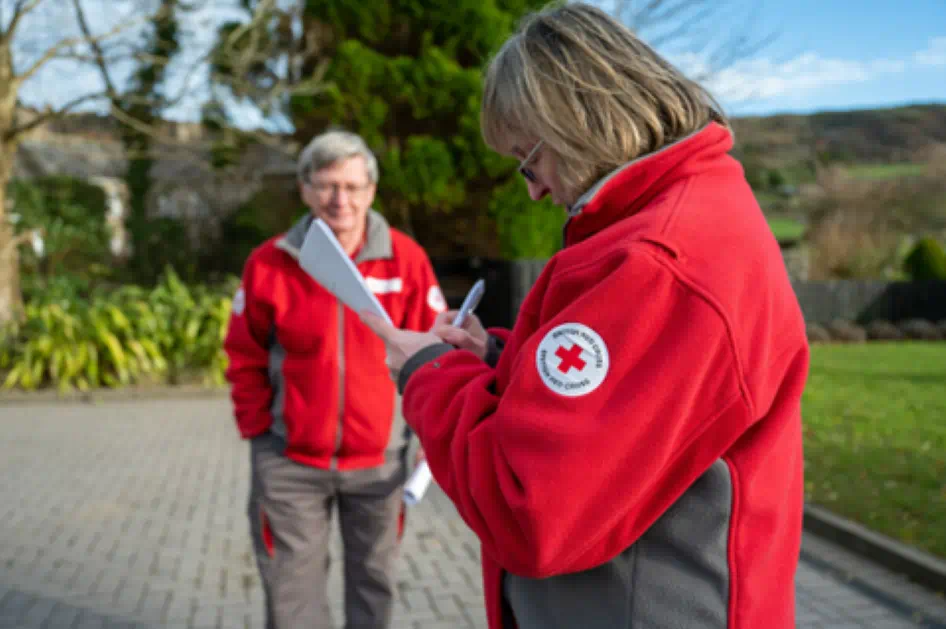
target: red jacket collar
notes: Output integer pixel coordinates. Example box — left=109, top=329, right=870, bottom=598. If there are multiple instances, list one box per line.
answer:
left=564, top=122, right=734, bottom=247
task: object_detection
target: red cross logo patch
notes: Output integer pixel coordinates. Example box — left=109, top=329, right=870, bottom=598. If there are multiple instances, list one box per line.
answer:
left=554, top=344, right=586, bottom=373
left=536, top=323, right=609, bottom=397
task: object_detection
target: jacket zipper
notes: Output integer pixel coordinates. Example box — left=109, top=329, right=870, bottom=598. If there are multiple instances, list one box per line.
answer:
left=331, top=299, right=345, bottom=469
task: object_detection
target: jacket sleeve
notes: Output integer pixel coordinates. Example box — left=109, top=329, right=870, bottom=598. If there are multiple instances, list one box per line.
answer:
left=223, top=254, right=275, bottom=439
left=400, top=246, right=752, bottom=578
left=401, top=249, right=447, bottom=332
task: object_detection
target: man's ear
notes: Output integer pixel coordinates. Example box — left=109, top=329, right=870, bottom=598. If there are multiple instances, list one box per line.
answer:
left=364, top=182, right=378, bottom=205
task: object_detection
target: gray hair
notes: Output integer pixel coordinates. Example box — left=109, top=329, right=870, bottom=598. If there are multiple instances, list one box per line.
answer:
left=296, top=129, right=379, bottom=185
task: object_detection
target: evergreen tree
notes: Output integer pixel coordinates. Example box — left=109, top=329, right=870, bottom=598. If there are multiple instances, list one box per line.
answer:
left=210, top=0, right=560, bottom=259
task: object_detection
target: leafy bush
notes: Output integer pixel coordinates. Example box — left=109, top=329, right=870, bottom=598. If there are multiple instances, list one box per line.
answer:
left=8, top=176, right=114, bottom=288
left=488, top=177, right=564, bottom=259
left=903, top=236, right=946, bottom=280
left=804, top=164, right=946, bottom=279
left=0, top=268, right=237, bottom=391
left=767, top=168, right=786, bottom=189
left=216, top=187, right=308, bottom=276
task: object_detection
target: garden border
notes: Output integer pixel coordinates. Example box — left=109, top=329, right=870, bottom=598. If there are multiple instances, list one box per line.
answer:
left=0, top=384, right=229, bottom=406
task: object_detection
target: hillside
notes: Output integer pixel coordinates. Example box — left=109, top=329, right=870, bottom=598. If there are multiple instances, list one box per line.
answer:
left=20, top=102, right=946, bottom=174
left=730, top=102, right=946, bottom=170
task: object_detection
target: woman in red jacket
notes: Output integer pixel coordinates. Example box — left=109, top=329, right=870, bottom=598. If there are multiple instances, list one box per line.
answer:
left=361, top=3, right=810, bottom=628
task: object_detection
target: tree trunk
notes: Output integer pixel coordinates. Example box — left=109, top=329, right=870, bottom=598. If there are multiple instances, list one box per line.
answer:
left=0, top=39, right=22, bottom=325
left=0, top=146, right=20, bottom=326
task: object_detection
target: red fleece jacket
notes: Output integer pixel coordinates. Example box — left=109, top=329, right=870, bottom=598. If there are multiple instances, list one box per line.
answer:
left=399, top=123, right=809, bottom=629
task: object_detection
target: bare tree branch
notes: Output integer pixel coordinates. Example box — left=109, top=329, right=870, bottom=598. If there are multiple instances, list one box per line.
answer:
left=646, top=6, right=715, bottom=49
left=69, top=0, right=119, bottom=99
left=3, top=91, right=107, bottom=141
left=613, top=0, right=777, bottom=82
left=1, top=0, right=46, bottom=42
left=16, top=13, right=145, bottom=83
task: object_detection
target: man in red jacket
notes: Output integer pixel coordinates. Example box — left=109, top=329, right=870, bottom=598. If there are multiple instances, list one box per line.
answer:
left=223, top=129, right=446, bottom=629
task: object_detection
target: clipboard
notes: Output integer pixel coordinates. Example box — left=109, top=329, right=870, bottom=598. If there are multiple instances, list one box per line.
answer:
left=298, top=218, right=393, bottom=326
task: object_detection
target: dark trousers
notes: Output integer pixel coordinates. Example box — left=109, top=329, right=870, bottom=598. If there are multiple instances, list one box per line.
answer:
left=248, top=433, right=406, bottom=629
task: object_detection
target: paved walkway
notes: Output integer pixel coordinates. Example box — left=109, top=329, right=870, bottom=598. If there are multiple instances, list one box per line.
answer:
left=1, top=396, right=944, bottom=629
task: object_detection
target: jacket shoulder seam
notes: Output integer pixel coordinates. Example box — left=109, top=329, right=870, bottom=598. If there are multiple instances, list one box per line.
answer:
left=643, top=249, right=755, bottom=418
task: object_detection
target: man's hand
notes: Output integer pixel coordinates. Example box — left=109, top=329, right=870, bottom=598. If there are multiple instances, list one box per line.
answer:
left=359, top=311, right=444, bottom=373
left=430, top=310, right=488, bottom=360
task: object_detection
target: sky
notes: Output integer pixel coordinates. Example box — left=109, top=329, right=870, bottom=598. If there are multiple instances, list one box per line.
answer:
left=683, top=0, right=946, bottom=116
left=5, top=0, right=946, bottom=129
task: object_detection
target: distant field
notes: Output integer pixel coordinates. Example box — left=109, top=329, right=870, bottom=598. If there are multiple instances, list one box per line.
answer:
left=845, top=163, right=927, bottom=180
left=767, top=216, right=806, bottom=242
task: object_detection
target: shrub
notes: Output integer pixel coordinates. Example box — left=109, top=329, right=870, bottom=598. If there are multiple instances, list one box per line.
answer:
left=827, top=319, right=867, bottom=343
left=865, top=320, right=905, bottom=341
left=0, top=268, right=237, bottom=391
left=217, top=188, right=307, bottom=277
left=806, top=323, right=832, bottom=343
left=741, top=157, right=767, bottom=190
left=804, top=165, right=946, bottom=279
left=489, top=176, right=563, bottom=260
left=8, top=176, right=114, bottom=292
left=806, top=208, right=901, bottom=280
left=899, top=318, right=943, bottom=341
left=903, top=237, right=946, bottom=280
left=767, top=168, right=786, bottom=189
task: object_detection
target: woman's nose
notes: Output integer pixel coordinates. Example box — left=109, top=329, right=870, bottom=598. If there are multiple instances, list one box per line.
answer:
left=527, top=180, right=549, bottom=201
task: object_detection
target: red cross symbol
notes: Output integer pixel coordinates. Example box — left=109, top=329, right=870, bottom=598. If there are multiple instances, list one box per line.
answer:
left=554, top=344, right=586, bottom=373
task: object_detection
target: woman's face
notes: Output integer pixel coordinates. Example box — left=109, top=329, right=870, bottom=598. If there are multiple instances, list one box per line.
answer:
left=508, top=138, right=571, bottom=208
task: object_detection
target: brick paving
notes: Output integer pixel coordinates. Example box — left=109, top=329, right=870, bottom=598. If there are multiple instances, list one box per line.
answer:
left=1, top=396, right=944, bottom=629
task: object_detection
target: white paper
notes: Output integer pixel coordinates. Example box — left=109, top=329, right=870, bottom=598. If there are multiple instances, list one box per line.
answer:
left=403, top=461, right=433, bottom=505
left=298, top=218, right=392, bottom=325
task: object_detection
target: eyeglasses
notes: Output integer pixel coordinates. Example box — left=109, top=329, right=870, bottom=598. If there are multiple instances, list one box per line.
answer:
left=518, top=140, right=544, bottom=183
left=308, top=182, right=372, bottom=197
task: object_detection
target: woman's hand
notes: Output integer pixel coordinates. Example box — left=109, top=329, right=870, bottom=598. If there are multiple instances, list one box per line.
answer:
left=429, top=310, right=488, bottom=360
left=359, top=312, right=444, bottom=373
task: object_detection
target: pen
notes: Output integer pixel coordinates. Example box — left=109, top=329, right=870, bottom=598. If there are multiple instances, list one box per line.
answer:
left=402, top=282, right=485, bottom=506
left=452, top=279, right=486, bottom=327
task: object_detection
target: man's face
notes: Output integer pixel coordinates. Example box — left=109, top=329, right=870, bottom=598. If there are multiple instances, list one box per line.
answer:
left=300, top=155, right=376, bottom=240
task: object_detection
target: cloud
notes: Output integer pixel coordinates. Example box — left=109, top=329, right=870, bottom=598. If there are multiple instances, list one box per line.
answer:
left=672, top=51, right=902, bottom=103
left=672, top=34, right=946, bottom=105
left=915, top=36, right=946, bottom=66
left=870, top=59, right=907, bottom=73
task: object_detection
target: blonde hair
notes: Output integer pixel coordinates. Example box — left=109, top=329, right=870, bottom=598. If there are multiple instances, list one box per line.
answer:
left=481, top=1, right=729, bottom=200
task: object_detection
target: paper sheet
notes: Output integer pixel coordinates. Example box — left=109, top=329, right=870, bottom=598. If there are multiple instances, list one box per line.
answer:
left=298, top=218, right=392, bottom=325
left=403, top=460, right=433, bottom=505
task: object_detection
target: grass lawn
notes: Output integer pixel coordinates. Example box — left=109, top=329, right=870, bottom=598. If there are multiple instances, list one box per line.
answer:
left=845, top=163, right=927, bottom=180
left=802, top=342, right=946, bottom=559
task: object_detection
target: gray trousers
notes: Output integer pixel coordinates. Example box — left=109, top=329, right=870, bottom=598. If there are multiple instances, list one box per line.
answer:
left=248, top=433, right=407, bottom=629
